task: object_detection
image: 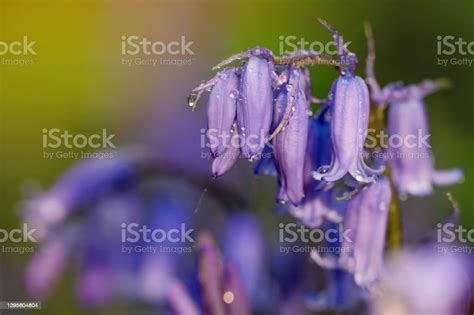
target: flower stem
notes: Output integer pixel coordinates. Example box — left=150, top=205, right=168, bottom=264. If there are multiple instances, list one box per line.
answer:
left=387, top=183, right=402, bottom=249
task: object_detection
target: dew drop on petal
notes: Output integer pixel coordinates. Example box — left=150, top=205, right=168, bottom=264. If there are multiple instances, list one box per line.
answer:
left=229, top=89, right=239, bottom=99
left=187, top=94, right=197, bottom=107
left=317, top=165, right=330, bottom=174
left=354, top=171, right=365, bottom=182
left=277, top=72, right=288, bottom=85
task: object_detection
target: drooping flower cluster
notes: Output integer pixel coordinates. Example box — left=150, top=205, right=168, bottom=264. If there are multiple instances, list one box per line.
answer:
left=190, top=18, right=464, bottom=292
left=19, top=17, right=469, bottom=315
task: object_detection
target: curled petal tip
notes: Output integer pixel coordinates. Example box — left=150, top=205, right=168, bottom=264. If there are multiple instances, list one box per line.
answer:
left=431, top=167, right=464, bottom=186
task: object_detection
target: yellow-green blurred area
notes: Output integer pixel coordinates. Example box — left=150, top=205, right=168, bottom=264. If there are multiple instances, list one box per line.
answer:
left=0, top=0, right=473, bottom=314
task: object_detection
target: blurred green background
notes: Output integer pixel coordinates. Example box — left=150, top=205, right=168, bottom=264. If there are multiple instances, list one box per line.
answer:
left=0, top=0, right=473, bottom=314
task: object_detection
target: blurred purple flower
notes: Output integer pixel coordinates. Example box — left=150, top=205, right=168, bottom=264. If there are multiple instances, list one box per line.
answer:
left=385, top=81, right=463, bottom=197
left=197, top=232, right=254, bottom=315
left=339, top=176, right=391, bottom=288
left=136, top=195, right=194, bottom=304
left=312, top=177, right=391, bottom=289
left=222, top=213, right=270, bottom=308
left=223, top=262, right=252, bottom=315
left=24, top=233, right=71, bottom=298
left=312, top=74, right=383, bottom=183
left=23, top=154, right=138, bottom=238
left=371, top=245, right=472, bottom=315
left=76, top=248, right=114, bottom=308
left=364, top=28, right=463, bottom=197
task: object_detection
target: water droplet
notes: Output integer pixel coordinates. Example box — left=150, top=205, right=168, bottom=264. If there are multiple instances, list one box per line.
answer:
left=229, top=89, right=239, bottom=99
left=354, top=171, right=365, bottom=182
left=187, top=94, right=197, bottom=107
left=277, top=72, right=288, bottom=85
left=317, top=165, right=330, bottom=174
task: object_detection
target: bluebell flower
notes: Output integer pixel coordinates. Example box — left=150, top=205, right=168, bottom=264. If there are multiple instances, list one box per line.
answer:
left=166, top=279, right=201, bottom=315
left=311, top=176, right=391, bottom=289
left=308, top=217, right=364, bottom=311
left=207, top=68, right=239, bottom=157
left=385, top=81, right=463, bottom=197
left=237, top=55, right=274, bottom=159
left=305, top=269, right=363, bottom=312
left=312, top=19, right=384, bottom=184
left=364, top=27, right=463, bottom=197
left=289, top=110, right=343, bottom=226
left=338, top=176, right=391, bottom=288
left=371, top=245, right=472, bottom=315
left=272, top=66, right=310, bottom=205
